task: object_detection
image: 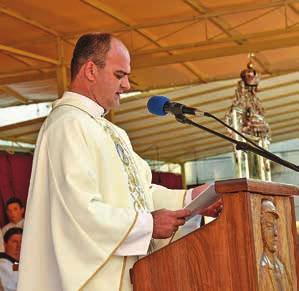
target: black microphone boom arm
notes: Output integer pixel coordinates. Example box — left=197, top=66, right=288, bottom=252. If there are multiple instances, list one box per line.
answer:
left=174, top=114, right=299, bottom=172
left=164, top=102, right=196, bottom=115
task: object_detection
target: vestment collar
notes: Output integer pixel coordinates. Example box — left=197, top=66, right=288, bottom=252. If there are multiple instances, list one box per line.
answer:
left=52, top=91, right=106, bottom=119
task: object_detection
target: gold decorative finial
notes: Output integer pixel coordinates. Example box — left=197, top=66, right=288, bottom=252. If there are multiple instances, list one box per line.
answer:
left=248, top=52, right=255, bottom=59
left=247, top=53, right=255, bottom=69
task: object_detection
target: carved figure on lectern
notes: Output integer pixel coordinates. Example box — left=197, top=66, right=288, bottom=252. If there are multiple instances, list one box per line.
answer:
left=259, top=198, right=292, bottom=290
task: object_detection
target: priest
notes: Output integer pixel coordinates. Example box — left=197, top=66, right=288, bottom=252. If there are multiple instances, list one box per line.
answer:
left=18, top=33, right=221, bottom=291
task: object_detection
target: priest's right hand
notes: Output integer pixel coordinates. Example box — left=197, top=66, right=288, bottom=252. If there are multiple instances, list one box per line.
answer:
left=151, top=208, right=191, bottom=239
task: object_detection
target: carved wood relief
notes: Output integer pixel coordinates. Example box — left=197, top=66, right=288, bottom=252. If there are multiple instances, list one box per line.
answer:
left=250, top=194, right=296, bottom=290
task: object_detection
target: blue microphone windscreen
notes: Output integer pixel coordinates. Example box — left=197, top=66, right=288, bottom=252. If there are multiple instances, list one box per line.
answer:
left=147, top=95, right=169, bottom=116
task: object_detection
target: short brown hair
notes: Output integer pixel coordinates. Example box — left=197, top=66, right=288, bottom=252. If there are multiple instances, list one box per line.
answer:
left=70, top=33, right=112, bottom=81
left=5, top=197, right=23, bottom=211
left=3, top=227, right=23, bottom=243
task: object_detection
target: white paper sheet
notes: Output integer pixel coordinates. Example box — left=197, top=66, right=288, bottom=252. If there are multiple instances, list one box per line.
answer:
left=184, top=183, right=219, bottom=220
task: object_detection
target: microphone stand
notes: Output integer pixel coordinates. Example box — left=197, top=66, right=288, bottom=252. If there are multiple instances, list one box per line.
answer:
left=174, top=114, right=299, bottom=172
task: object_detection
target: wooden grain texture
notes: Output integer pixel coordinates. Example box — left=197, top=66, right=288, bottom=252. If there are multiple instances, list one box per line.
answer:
left=297, top=233, right=299, bottom=287
left=131, top=179, right=299, bottom=291
left=250, top=194, right=297, bottom=290
left=215, top=178, right=299, bottom=196
left=290, top=198, right=299, bottom=291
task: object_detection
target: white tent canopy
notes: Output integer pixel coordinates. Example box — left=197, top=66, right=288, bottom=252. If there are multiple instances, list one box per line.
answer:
left=0, top=0, right=298, bottom=162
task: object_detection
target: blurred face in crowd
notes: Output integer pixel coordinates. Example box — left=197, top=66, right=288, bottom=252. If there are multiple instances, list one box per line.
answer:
left=5, top=233, right=22, bottom=260
left=6, top=203, right=24, bottom=224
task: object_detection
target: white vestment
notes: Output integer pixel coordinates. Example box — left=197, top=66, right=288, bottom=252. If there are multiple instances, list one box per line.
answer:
left=17, top=92, right=187, bottom=291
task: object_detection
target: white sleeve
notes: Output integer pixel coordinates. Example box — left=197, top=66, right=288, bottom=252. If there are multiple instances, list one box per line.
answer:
left=115, top=211, right=153, bottom=256
left=115, top=188, right=205, bottom=256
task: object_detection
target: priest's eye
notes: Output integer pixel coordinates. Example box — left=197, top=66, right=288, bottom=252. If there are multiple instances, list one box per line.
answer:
left=114, top=72, right=125, bottom=80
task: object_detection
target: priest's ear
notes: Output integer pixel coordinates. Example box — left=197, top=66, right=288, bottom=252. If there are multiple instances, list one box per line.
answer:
left=84, top=60, right=98, bottom=82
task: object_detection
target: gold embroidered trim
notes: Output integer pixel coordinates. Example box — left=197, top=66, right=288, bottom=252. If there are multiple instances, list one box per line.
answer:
left=79, top=212, right=138, bottom=291
left=118, top=256, right=127, bottom=291
left=101, top=119, right=150, bottom=211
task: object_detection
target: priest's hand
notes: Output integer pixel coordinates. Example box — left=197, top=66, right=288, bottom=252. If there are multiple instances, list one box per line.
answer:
left=199, top=199, right=223, bottom=217
left=191, top=184, right=223, bottom=218
left=151, top=208, right=191, bottom=239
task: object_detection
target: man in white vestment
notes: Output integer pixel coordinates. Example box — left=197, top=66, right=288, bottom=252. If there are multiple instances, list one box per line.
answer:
left=0, top=228, right=22, bottom=291
left=18, top=33, right=221, bottom=291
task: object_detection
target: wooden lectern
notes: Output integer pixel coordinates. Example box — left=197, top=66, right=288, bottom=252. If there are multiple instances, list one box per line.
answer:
left=131, top=178, right=299, bottom=291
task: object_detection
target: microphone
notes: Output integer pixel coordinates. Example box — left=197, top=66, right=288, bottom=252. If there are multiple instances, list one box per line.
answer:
left=147, top=95, right=197, bottom=116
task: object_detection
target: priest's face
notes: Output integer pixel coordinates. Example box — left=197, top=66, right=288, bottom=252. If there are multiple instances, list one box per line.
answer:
left=89, top=38, right=131, bottom=111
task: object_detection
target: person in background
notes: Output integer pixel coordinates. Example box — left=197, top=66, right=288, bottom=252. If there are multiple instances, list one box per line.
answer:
left=0, top=228, right=22, bottom=291
left=2, top=198, right=24, bottom=237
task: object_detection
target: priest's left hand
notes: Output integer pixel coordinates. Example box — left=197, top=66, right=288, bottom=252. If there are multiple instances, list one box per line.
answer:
left=191, top=184, right=223, bottom=218
left=199, top=199, right=223, bottom=217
